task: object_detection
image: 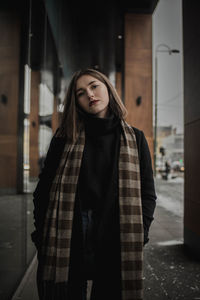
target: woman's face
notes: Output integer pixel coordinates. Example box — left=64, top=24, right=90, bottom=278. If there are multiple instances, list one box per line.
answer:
left=76, top=75, right=110, bottom=118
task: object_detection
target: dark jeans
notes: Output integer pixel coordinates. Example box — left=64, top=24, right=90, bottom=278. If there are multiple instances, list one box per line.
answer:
left=81, top=209, right=95, bottom=300
left=81, top=279, right=88, bottom=300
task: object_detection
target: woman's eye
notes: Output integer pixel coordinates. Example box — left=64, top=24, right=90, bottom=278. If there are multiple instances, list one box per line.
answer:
left=77, top=91, right=84, bottom=97
left=91, top=85, right=98, bottom=89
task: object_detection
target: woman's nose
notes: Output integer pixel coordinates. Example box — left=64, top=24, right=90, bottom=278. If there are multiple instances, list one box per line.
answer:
left=87, top=89, right=94, bottom=99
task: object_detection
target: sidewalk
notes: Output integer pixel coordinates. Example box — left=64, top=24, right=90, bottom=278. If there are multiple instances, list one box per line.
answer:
left=12, top=177, right=200, bottom=300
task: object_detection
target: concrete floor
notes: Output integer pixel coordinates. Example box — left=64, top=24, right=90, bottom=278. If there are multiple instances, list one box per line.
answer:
left=0, top=193, right=36, bottom=300
left=3, top=176, right=200, bottom=300
left=0, top=178, right=38, bottom=300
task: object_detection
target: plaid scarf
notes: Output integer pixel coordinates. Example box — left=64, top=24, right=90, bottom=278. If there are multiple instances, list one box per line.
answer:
left=41, top=119, right=144, bottom=300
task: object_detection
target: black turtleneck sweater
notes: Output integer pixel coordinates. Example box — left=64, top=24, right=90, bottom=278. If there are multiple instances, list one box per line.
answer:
left=77, top=112, right=121, bottom=212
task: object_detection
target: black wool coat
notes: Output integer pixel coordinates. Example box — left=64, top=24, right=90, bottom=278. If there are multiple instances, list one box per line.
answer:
left=31, top=126, right=157, bottom=299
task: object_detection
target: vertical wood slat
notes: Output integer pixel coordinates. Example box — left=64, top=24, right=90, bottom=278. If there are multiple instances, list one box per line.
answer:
left=124, top=14, right=153, bottom=159
left=116, top=71, right=122, bottom=99
left=52, top=97, right=60, bottom=134
left=0, top=12, right=20, bottom=189
left=30, top=71, right=40, bottom=178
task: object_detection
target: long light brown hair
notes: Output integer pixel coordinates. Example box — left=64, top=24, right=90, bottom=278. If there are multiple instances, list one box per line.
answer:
left=57, top=68, right=128, bottom=142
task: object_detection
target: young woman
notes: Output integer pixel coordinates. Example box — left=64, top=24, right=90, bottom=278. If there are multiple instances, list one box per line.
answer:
left=31, top=68, right=157, bottom=300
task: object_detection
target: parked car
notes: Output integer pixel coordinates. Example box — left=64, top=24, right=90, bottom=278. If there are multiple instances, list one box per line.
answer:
left=171, top=161, right=184, bottom=172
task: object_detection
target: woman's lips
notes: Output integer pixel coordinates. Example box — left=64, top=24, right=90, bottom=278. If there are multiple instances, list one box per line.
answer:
left=89, top=100, right=99, bottom=107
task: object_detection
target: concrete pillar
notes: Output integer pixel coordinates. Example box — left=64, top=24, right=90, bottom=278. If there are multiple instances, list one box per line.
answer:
left=183, top=1, right=200, bottom=258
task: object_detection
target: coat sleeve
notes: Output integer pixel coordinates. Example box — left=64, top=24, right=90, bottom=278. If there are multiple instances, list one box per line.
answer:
left=31, top=130, right=65, bottom=250
left=133, top=127, right=157, bottom=245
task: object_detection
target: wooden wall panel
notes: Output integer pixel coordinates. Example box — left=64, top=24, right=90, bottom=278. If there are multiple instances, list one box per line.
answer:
left=52, top=97, right=60, bottom=134
left=0, top=13, right=20, bottom=190
left=115, top=71, right=122, bottom=99
left=29, top=71, right=40, bottom=178
left=124, top=14, right=153, bottom=158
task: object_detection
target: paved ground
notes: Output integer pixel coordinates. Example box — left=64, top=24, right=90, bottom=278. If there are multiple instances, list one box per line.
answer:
left=0, top=193, right=36, bottom=300
left=143, top=175, right=200, bottom=300
left=6, top=175, right=200, bottom=299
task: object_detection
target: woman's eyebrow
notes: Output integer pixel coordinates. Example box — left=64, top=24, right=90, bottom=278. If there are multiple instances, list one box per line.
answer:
left=76, top=80, right=97, bottom=93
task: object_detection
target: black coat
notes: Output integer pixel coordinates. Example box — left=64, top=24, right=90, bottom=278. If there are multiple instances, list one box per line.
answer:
left=31, top=126, right=156, bottom=299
